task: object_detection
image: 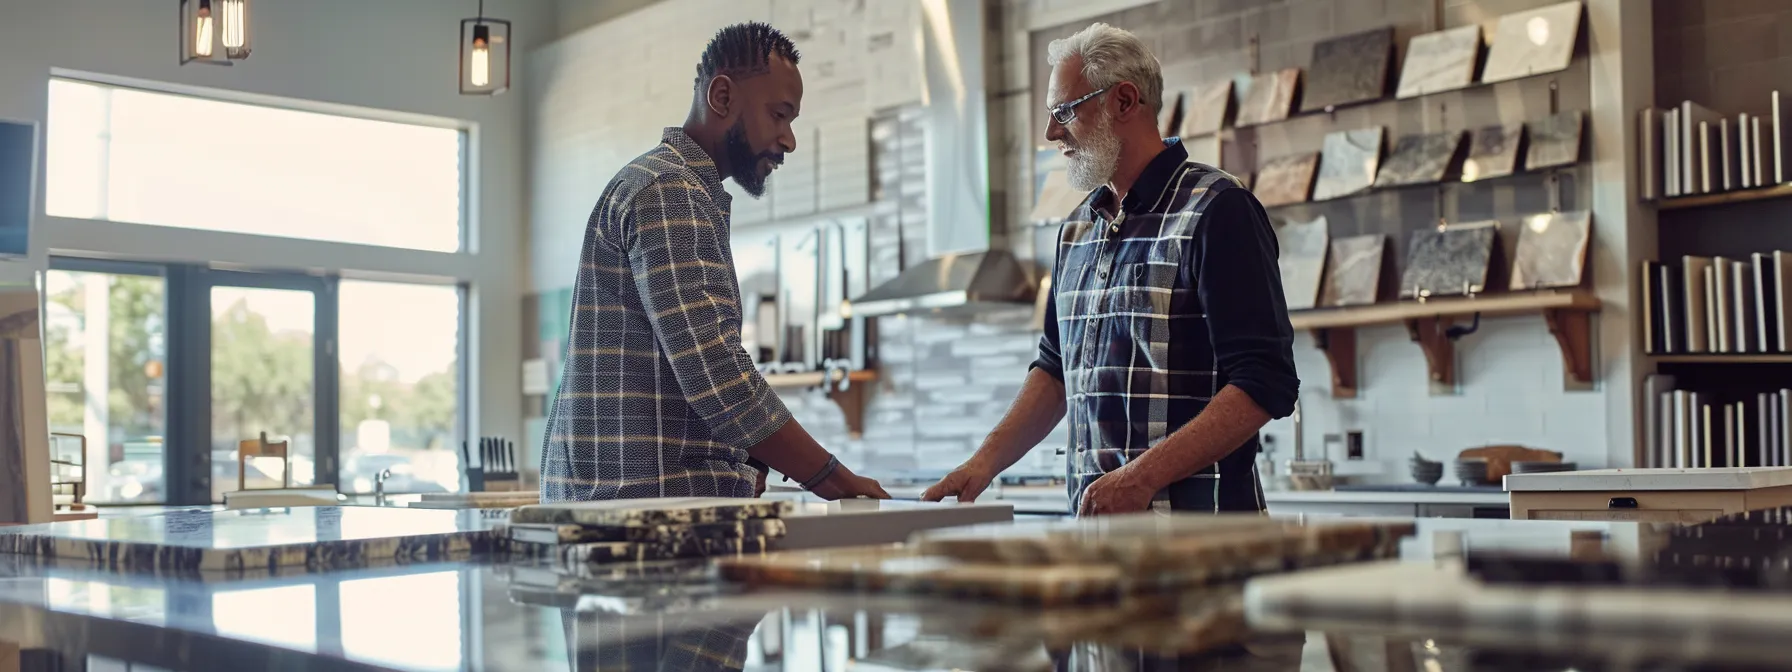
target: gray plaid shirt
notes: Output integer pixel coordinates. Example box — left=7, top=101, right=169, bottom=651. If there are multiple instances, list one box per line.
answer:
left=541, top=127, right=791, bottom=502
left=1033, top=139, right=1298, bottom=513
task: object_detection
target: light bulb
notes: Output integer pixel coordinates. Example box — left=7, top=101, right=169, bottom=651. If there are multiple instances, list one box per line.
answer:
left=469, top=25, right=491, bottom=88
left=220, top=0, right=246, bottom=50
left=194, top=1, right=213, bottom=57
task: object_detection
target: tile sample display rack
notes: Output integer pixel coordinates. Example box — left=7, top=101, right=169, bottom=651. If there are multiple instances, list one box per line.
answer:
left=1288, top=289, right=1600, bottom=398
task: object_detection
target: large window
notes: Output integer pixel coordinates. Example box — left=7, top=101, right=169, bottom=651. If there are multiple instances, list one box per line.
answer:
left=338, top=281, right=461, bottom=494
left=45, top=78, right=464, bottom=252
left=43, top=267, right=167, bottom=504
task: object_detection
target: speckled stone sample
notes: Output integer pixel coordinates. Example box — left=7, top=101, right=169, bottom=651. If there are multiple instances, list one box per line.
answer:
left=1253, top=153, right=1319, bottom=207
left=1374, top=130, right=1467, bottom=187
left=1398, top=223, right=1499, bottom=298
left=1301, top=27, right=1395, bottom=112
left=509, top=497, right=793, bottom=527
left=1481, top=1, right=1584, bottom=84
left=1276, top=215, right=1330, bottom=310
left=1313, top=127, right=1386, bottom=201
left=1509, top=210, right=1592, bottom=290
left=1526, top=110, right=1585, bottom=170
left=1235, top=69, right=1300, bottom=127
left=1396, top=25, right=1482, bottom=98
left=1322, top=234, right=1388, bottom=307
left=1462, top=123, right=1526, bottom=182
left=1180, top=79, right=1234, bottom=137
left=506, top=518, right=787, bottom=545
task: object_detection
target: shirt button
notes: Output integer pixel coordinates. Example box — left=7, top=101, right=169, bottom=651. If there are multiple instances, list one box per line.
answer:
left=1109, top=224, right=1119, bottom=233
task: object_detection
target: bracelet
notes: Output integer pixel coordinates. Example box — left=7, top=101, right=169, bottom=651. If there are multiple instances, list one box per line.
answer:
left=799, top=455, right=840, bottom=491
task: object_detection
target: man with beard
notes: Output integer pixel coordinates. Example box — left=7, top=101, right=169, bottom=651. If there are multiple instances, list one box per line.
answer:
left=924, top=22, right=1297, bottom=516
left=540, top=22, right=888, bottom=503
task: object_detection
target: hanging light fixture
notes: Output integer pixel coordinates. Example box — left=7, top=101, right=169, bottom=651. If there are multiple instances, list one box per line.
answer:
left=180, top=0, right=251, bottom=66
left=460, top=0, right=511, bottom=95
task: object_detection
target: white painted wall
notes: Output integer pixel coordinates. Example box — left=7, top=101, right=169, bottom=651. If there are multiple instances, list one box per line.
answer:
left=0, top=0, right=553, bottom=447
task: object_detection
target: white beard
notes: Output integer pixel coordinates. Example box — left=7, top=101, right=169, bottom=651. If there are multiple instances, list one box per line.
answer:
left=1065, top=114, right=1121, bottom=192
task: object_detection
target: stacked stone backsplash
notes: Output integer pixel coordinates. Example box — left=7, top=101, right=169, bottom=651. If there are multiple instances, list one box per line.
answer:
left=774, top=106, right=1067, bottom=477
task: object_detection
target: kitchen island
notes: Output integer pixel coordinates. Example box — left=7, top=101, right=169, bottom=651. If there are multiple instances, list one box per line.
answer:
left=0, top=502, right=1779, bottom=671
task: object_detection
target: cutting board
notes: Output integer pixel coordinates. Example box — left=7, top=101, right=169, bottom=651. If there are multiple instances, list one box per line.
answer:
left=1458, top=445, right=1562, bottom=483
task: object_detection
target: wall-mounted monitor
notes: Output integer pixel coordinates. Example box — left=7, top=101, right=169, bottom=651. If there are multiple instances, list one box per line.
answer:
left=0, top=121, right=34, bottom=258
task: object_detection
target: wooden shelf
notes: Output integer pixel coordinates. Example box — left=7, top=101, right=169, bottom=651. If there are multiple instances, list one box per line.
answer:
left=1656, top=183, right=1792, bottom=211
left=1194, top=67, right=1574, bottom=138
left=762, top=369, right=878, bottom=439
left=1291, top=290, right=1601, bottom=397
left=1264, top=163, right=1581, bottom=212
left=1651, top=354, right=1792, bottom=364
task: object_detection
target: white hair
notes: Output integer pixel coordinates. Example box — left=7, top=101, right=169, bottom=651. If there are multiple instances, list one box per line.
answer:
left=1046, top=22, right=1164, bottom=115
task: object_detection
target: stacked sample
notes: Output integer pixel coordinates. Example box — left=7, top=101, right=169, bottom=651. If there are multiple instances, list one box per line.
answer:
left=503, top=497, right=790, bottom=565
left=719, top=513, right=1413, bottom=605
left=1642, top=253, right=1792, bottom=355
left=1642, top=374, right=1792, bottom=469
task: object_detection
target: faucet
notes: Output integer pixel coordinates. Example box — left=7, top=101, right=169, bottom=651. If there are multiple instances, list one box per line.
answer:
left=375, top=469, right=393, bottom=506
left=1291, top=398, right=1304, bottom=462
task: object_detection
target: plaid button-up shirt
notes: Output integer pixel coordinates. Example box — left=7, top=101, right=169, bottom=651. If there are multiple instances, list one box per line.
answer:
left=1033, top=139, right=1299, bottom=514
left=541, top=127, right=791, bottom=502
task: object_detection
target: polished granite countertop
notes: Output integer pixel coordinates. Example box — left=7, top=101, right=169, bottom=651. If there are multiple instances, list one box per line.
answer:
left=3, top=514, right=1775, bottom=671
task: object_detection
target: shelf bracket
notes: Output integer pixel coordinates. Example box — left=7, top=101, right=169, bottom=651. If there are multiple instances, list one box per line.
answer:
left=1405, top=316, right=1458, bottom=392
left=1542, top=308, right=1596, bottom=390
left=825, top=380, right=869, bottom=440
left=1311, top=327, right=1359, bottom=399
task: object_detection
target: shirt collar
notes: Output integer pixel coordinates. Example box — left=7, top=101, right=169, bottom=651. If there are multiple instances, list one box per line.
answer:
left=1095, top=138, right=1187, bottom=216
left=661, top=126, right=729, bottom=201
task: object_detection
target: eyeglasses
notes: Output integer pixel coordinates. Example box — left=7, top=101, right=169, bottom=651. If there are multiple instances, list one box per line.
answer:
left=1047, top=86, right=1109, bottom=125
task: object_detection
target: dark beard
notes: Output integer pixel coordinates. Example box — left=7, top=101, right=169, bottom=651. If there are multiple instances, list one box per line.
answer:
left=724, top=119, right=782, bottom=198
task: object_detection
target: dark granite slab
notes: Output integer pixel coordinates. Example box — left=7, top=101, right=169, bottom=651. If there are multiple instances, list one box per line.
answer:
left=1462, top=122, right=1526, bottom=182
left=1481, top=1, right=1584, bottom=84
left=1180, top=79, right=1233, bottom=137
left=1313, top=127, right=1386, bottom=201
left=1322, top=234, right=1388, bottom=307
left=510, top=497, right=793, bottom=527
left=1526, top=109, right=1585, bottom=170
left=1396, top=25, right=1482, bottom=99
left=1253, top=152, right=1319, bottom=207
left=1275, top=215, right=1329, bottom=310
left=1235, top=68, right=1300, bottom=127
left=1399, top=222, right=1499, bottom=299
left=1373, top=130, right=1468, bottom=188
left=1509, top=210, right=1592, bottom=290
left=515, top=535, right=775, bottom=565
left=1301, top=27, right=1394, bottom=113
left=0, top=507, right=501, bottom=574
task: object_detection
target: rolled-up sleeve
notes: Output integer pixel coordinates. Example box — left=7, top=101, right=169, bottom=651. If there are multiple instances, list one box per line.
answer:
left=1029, top=272, right=1065, bottom=381
left=625, top=177, right=792, bottom=448
left=1195, top=188, right=1299, bottom=419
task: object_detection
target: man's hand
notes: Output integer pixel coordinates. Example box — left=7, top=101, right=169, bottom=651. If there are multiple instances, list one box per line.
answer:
left=920, top=460, right=997, bottom=503
left=753, top=465, right=768, bottom=497
left=807, top=462, right=892, bottom=500
left=1077, top=465, right=1157, bottom=517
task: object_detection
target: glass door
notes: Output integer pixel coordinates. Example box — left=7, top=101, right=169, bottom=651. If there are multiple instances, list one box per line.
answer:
left=202, top=271, right=336, bottom=502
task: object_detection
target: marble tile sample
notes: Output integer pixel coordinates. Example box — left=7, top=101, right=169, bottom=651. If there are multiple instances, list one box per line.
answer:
left=1312, top=127, right=1386, bottom=201
left=506, top=518, right=787, bottom=545
left=513, top=534, right=774, bottom=565
left=1481, top=1, right=1584, bottom=84
left=1235, top=68, right=1300, bottom=127
left=1461, top=123, right=1525, bottom=182
left=1029, top=168, right=1091, bottom=221
left=1252, top=153, right=1319, bottom=207
left=1398, top=222, right=1499, bottom=299
left=1509, top=210, right=1592, bottom=290
left=1373, top=130, right=1468, bottom=187
left=1526, top=110, right=1585, bottom=169
left=1301, top=27, right=1395, bottom=113
left=509, top=497, right=793, bottom=527
left=1180, top=79, right=1234, bottom=137
left=1321, top=234, right=1387, bottom=307
left=0, top=507, right=501, bottom=573
left=1396, top=25, right=1482, bottom=99
left=1275, top=215, right=1329, bottom=310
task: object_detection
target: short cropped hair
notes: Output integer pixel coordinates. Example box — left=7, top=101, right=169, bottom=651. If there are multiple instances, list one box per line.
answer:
left=694, top=22, right=802, bottom=90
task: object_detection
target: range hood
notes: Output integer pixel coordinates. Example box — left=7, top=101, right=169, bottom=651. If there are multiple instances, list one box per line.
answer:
left=850, top=250, right=1034, bottom=317
left=849, top=0, right=1036, bottom=318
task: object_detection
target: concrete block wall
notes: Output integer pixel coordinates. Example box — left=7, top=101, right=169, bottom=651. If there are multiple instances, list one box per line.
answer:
left=1652, top=0, right=1792, bottom=115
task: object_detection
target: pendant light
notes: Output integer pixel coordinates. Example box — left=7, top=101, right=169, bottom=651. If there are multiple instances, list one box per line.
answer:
left=179, top=0, right=252, bottom=66
left=460, top=0, right=511, bottom=95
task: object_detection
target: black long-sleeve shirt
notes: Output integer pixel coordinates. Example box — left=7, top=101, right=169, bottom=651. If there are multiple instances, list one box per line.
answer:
left=1031, top=139, right=1299, bottom=513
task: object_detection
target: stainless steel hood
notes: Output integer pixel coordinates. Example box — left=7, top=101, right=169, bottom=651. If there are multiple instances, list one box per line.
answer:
left=850, top=0, right=1036, bottom=318
left=850, top=250, right=1034, bottom=317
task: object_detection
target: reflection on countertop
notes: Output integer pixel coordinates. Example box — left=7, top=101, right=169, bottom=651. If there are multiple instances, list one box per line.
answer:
left=0, top=515, right=1771, bottom=672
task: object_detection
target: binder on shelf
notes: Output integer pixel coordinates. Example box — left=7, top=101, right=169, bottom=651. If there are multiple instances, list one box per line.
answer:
left=1683, top=255, right=1713, bottom=353
left=1756, top=116, right=1769, bottom=187
left=1776, top=91, right=1786, bottom=185
left=1700, top=121, right=1714, bottom=194
left=1732, top=260, right=1753, bottom=353
left=1644, top=374, right=1676, bottom=468
left=1706, top=262, right=1723, bottom=353
left=1661, top=262, right=1683, bottom=354
left=1666, top=107, right=1680, bottom=198
left=1754, top=253, right=1779, bottom=353
left=1683, top=101, right=1723, bottom=194
left=1642, top=260, right=1659, bottom=354
left=1742, top=113, right=1755, bottom=189
left=1778, top=251, right=1792, bottom=351
left=1641, top=107, right=1661, bottom=201
left=1720, top=118, right=1736, bottom=192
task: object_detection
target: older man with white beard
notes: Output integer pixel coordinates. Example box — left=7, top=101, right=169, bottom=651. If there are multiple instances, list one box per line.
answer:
left=924, top=22, right=1298, bottom=517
